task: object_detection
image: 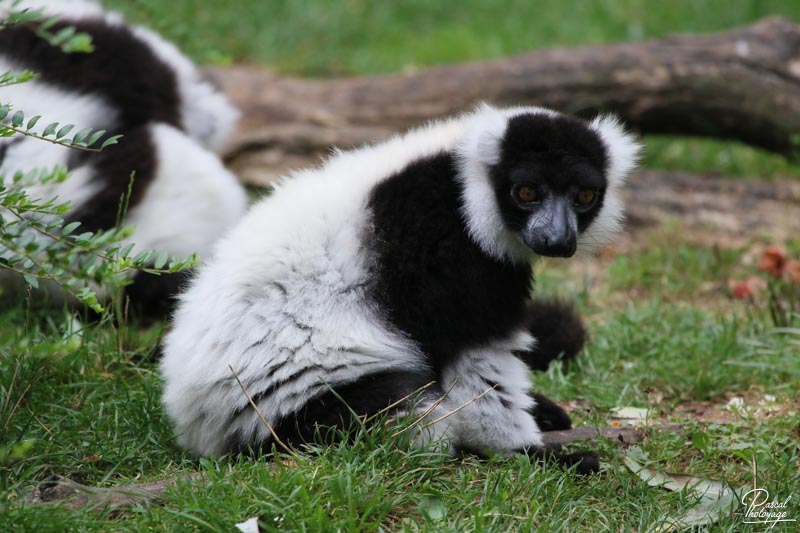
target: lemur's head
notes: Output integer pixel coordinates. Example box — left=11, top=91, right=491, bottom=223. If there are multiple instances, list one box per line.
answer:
left=456, top=104, right=640, bottom=262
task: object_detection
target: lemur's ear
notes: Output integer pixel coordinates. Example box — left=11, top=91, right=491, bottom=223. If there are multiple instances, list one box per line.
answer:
left=465, top=103, right=507, bottom=167
left=590, top=114, right=641, bottom=187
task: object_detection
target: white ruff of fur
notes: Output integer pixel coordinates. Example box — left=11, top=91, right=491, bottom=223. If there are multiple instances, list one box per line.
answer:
left=454, top=103, right=641, bottom=262
left=578, top=114, right=641, bottom=256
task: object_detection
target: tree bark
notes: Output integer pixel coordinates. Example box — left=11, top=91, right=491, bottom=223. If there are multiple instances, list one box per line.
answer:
left=209, top=16, right=800, bottom=187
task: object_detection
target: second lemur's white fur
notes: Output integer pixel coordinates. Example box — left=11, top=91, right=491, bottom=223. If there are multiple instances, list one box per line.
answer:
left=124, top=123, right=247, bottom=259
left=161, top=103, right=639, bottom=458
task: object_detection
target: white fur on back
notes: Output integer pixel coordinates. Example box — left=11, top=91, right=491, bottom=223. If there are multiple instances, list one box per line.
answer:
left=0, top=55, right=118, bottom=180
left=161, top=119, right=482, bottom=456
left=129, top=26, right=240, bottom=152
left=0, top=0, right=105, bottom=19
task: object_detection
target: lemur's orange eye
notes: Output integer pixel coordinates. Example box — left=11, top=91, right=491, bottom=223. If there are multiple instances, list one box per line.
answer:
left=575, top=190, right=596, bottom=206
left=515, top=186, right=540, bottom=203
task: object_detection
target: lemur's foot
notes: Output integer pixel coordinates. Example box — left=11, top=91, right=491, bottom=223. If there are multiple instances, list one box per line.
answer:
left=528, top=447, right=600, bottom=476
left=529, top=392, right=572, bottom=432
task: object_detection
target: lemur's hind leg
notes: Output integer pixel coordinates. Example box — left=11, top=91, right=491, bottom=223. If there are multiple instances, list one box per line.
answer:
left=225, top=370, right=435, bottom=455
left=413, top=347, right=598, bottom=474
left=514, top=300, right=586, bottom=372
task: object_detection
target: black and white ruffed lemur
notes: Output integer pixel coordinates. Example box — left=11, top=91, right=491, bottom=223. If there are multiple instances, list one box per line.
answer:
left=160, top=103, right=640, bottom=474
left=0, top=0, right=247, bottom=316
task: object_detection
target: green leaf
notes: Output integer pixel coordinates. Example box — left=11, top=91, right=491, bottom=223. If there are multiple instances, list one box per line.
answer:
left=11, top=110, right=24, bottom=127
left=38, top=16, right=58, bottom=32
left=71, top=127, right=92, bottom=145
left=133, top=250, right=154, bottom=265
left=74, top=231, right=94, bottom=244
left=26, top=115, right=42, bottom=130
left=62, top=34, right=94, bottom=54
left=0, top=105, right=10, bottom=121
left=100, top=134, right=123, bottom=149
left=154, top=251, right=169, bottom=269
left=61, top=221, right=81, bottom=236
left=42, top=122, right=59, bottom=137
left=417, top=496, right=447, bottom=521
left=23, top=274, right=39, bottom=289
left=52, top=26, right=76, bottom=45
left=119, top=243, right=135, bottom=258
left=56, top=124, right=75, bottom=139
left=86, top=129, right=106, bottom=147
left=75, top=287, right=104, bottom=313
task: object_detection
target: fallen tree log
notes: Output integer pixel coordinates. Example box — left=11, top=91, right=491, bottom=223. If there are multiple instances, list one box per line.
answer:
left=625, top=170, right=800, bottom=243
left=210, top=16, right=800, bottom=186
left=540, top=423, right=683, bottom=447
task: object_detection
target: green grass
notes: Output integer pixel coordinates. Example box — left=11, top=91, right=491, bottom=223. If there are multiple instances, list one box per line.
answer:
left=3, top=1, right=800, bottom=530
left=2, top=236, right=799, bottom=531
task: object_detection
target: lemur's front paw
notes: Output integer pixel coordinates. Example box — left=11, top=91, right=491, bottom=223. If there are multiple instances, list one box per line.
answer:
left=529, top=393, right=572, bottom=432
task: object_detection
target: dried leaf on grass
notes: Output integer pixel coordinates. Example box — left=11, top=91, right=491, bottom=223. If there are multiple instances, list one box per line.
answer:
left=235, top=516, right=261, bottom=533
left=624, top=448, right=740, bottom=531
left=610, top=406, right=652, bottom=425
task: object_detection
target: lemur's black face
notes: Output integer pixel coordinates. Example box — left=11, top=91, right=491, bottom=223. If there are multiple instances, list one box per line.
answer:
left=489, top=113, right=609, bottom=258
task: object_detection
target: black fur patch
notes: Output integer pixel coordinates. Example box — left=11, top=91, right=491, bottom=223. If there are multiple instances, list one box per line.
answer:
left=489, top=113, right=609, bottom=234
left=515, top=300, right=586, bottom=371
left=0, top=19, right=181, bottom=130
left=0, top=138, right=22, bottom=166
left=366, top=152, right=533, bottom=372
left=125, top=270, right=190, bottom=321
left=227, top=370, right=435, bottom=454
left=65, top=125, right=157, bottom=233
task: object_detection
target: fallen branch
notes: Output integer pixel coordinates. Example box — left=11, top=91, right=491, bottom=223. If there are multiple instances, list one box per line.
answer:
left=210, top=16, right=800, bottom=187
left=540, top=423, right=684, bottom=447
left=23, top=472, right=204, bottom=511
